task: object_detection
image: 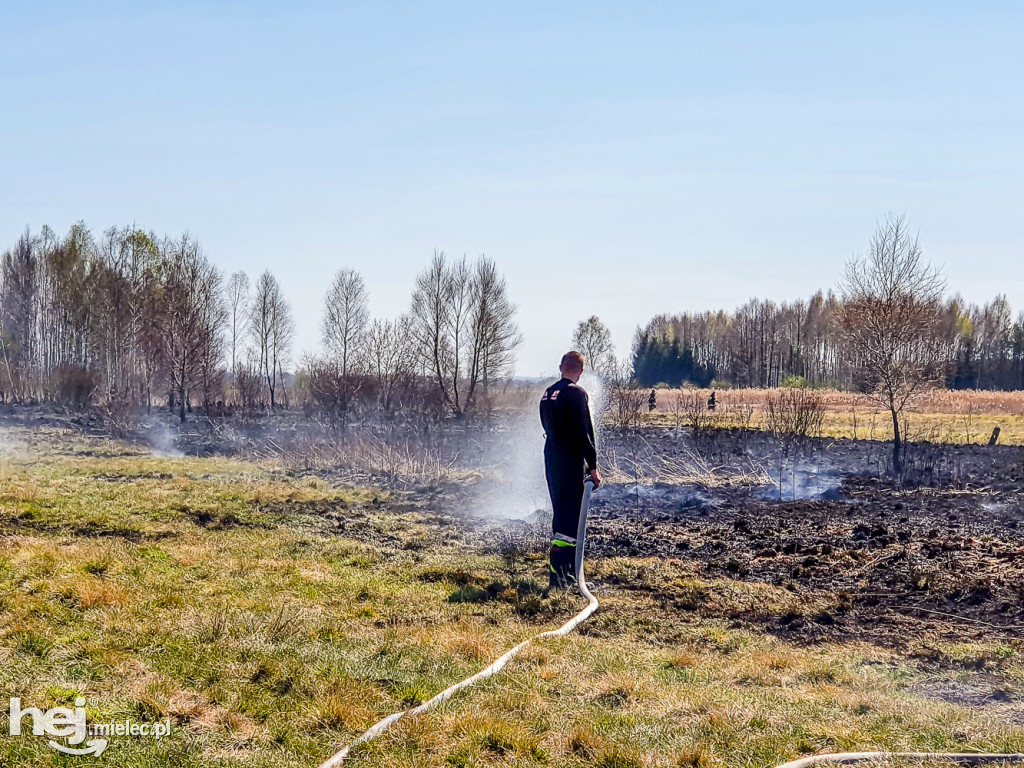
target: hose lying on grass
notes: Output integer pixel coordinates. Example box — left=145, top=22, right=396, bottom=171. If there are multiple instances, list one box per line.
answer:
left=773, top=752, right=1024, bottom=768
left=317, top=479, right=599, bottom=768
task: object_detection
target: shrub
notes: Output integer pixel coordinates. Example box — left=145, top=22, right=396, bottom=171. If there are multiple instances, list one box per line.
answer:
left=766, top=387, right=825, bottom=440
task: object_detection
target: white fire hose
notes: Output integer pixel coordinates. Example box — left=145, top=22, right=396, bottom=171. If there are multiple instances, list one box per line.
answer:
left=317, top=478, right=1024, bottom=768
left=317, top=478, right=599, bottom=768
left=774, top=753, right=1024, bottom=768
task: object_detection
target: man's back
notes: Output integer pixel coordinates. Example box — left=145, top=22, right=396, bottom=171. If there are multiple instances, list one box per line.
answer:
left=540, top=377, right=596, bottom=471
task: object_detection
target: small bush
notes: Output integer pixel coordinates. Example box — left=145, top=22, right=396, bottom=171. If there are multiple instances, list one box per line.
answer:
left=766, top=387, right=825, bottom=440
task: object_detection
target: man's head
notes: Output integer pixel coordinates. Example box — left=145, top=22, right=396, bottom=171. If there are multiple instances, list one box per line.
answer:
left=560, top=351, right=585, bottom=382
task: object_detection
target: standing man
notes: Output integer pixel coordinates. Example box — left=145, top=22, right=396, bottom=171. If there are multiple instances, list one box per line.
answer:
left=539, top=351, right=602, bottom=588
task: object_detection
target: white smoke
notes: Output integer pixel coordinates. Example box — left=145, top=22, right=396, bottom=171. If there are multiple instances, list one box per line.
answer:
left=762, top=455, right=843, bottom=501
left=146, top=419, right=184, bottom=458
left=0, top=427, right=18, bottom=479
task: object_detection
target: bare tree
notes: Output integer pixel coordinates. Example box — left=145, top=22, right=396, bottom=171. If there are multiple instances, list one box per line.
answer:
left=839, top=215, right=946, bottom=474
left=607, top=360, right=647, bottom=429
left=0, top=231, right=40, bottom=400
left=678, top=389, right=717, bottom=437
left=765, top=387, right=826, bottom=441
left=410, top=252, right=520, bottom=414
left=321, top=268, right=369, bottom=412
left=156, top=235, right=225, bottom=422
left=250, top=270, right=293, bottom=411
left=366, top=317, right=413, bottom=411
left=572, top=316, right=616, bottom=377
left=225, top=271, right=249, bottom=376
left=466, top=256, right=522, bottom=405
left=234, top=348, right=263, bottom=413
left=765, top=386, right=826, bottom=499
left=92, top=226, right=162, bottom=406
left=409, top=252, right=451, bottom=407
left=322, top=268, right=369, bottom=373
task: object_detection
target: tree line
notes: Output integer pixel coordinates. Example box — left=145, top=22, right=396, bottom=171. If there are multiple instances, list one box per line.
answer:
left=0, top=224, right=521, bottom=420
left=5, top=216, right=1019, bottom=435
left=631, top=278, right=1024, bottom=391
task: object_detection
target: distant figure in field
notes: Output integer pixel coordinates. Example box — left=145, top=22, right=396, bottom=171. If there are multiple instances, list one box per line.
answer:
left=539, top=351, right=601, bottom=589
left=707, top=390, right=717, bottom=411
left=648, top=389, right=657, bottom=412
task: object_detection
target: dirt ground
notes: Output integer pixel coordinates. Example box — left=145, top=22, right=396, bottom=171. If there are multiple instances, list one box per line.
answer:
left=370, top=419, right=1024, bottom=651
left=583, top=429, right=1024, bottom=647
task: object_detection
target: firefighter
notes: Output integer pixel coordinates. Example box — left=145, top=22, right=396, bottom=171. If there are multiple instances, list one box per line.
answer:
left=648, top=388, right=657, bottom=412
left=539, top=351, right=602, bottom=588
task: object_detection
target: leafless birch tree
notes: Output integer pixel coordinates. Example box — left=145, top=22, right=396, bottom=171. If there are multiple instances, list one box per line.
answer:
left=250, top=270, right=293, bottom=411
left=156, top=235, right=225, bottom=422
left=322, top=268, right=369, bottom=375
left=366, top=317, right=413, bottom=411
left=225, top=271, right=250, bottom=377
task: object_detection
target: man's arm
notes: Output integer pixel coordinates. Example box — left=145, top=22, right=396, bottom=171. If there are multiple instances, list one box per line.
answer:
left=579, top=391, right=602, bottom=488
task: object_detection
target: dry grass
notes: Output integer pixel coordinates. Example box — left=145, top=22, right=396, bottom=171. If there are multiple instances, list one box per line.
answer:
left=648, top=388, right=1024, bottom=445
left=258, top=430, right=479, bottom=485
left=0, top=427, right=1021, bottom=767
left=601, top=440, right=772, bottom=488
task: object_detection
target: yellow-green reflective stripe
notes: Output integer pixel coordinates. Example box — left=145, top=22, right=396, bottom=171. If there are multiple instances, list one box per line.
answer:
left=551, top=539, right=576, bottom=548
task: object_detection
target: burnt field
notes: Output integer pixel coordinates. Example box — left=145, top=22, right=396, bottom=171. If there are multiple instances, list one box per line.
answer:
left=285, top=409, right=1024, bottom=650
left=583, top=429, right=1024, bottom=647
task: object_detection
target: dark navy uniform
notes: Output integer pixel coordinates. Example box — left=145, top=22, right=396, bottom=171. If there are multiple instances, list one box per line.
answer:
left=539, top=377, right=597, bottom=586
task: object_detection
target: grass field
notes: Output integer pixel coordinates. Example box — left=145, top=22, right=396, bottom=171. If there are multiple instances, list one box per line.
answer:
left=647, top=389, right=1024, bottom=446
left=1, top=426, right=1022, bottom=767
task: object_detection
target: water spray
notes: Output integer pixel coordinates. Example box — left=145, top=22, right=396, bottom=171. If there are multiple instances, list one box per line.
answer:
left=317, top=478, right=600, bottom=767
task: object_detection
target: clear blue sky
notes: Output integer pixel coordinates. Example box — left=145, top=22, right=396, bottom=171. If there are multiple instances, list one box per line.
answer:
left=2, top=1, right=1022, bottom=376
